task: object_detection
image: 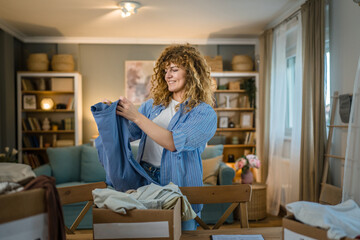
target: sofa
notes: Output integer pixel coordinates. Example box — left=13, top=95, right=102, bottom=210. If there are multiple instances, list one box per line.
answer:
left=33, top=144, right=235, bottom=229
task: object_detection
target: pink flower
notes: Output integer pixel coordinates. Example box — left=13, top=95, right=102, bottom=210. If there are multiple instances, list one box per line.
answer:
left=235, top=158, right=247, bottom=171
left=234, top=154, right=261, bottom=172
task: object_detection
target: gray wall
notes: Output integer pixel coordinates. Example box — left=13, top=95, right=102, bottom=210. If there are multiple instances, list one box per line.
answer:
left=0, top=30, right=16, bottom=152
left=329, top=0, right=360, bottom=187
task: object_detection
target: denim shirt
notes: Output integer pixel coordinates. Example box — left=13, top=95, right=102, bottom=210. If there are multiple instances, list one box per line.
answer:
left=128, top=99, right=217, bottom=193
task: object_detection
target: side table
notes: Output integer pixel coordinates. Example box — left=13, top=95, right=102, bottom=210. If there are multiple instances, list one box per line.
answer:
left=234, top=183, right=267, bottom=221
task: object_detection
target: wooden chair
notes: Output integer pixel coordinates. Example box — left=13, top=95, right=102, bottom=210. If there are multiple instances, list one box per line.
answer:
left=57, top=181, right=106, bottom=234
left=180, top=184, right=252, bottom=230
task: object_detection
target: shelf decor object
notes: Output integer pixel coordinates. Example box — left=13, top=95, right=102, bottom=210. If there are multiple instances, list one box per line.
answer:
left=40, top=98, right=54, bottom=110
left=27, top=53, right=49, bottom=71
left=51, top=54, right=75, bottom=72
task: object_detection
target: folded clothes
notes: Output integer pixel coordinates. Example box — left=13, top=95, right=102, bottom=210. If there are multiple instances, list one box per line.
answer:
left=286, top=199, right=360, bottom=239
left=93, top=182, right=196, bottom=221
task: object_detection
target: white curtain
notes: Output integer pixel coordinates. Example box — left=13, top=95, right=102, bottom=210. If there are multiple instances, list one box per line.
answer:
left=343, top=57, right=360, bottom=205
left=267, top=15, right=303, bottom=215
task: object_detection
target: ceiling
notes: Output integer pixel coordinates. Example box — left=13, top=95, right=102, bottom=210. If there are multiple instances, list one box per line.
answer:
left=0, top=0, right=302, bottom=44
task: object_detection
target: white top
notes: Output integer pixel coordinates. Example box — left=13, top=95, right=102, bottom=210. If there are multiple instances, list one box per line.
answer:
left=141, top=99, right=179, bottom=167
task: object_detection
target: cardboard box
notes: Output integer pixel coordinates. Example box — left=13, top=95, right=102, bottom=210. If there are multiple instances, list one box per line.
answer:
left=0, top=188, right=48, bottom=239
left=93, top=198, right=181, bottom=240
left=283, top=215, right=356, bottom=240
left=51, top=77, right=74, bottom=91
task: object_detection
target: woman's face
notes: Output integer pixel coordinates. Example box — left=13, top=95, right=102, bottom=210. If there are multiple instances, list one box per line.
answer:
left=164, top=63, right=187, bottom=101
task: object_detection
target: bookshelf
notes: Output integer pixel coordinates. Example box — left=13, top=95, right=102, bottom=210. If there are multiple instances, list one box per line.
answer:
left=210, top=71, right=258, bottom=163
left=17, top=72, right=82, bottom=168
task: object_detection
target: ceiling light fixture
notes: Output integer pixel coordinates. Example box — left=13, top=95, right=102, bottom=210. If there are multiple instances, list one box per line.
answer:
left=118, top=1, right=141, bottom=18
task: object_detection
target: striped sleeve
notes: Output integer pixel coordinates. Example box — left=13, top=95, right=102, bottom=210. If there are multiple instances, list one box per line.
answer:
left=172, top=104, right=217, bottom=152
left=128, top=99, right=153, bottom=141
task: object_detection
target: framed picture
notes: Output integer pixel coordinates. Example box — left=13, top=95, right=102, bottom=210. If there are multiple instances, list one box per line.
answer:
left=219, top=116, right=228, bottom=128
left=239, top=112, right=253, bottom=128
left=125, top=61, right=156, bottom=105
left=23, top=95, right=36, bottom=109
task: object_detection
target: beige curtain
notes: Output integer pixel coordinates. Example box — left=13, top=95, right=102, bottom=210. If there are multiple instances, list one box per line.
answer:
left=258, top=29, right=273, bottom=183
left=300, top=0, right=326, bottom=202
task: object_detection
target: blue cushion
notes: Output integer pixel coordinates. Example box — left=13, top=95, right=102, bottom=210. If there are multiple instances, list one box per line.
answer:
left=81, top=145, right=106, bottom=182
left=33, top=163, right=52, bottom=177
left=47, top=146, right=82, bottom=184
left=201, top=145, right=224, bottom=160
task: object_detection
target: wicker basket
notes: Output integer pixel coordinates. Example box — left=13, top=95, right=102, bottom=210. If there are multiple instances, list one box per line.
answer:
left=27, top=53, right=49, bottom=71
left=248, top=184, right=267, bottom=220
left=231, top=55, right=254, bottom=72
left=51, top=54, right=75, bottom=71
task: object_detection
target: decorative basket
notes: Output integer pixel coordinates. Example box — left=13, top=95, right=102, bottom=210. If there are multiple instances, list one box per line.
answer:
left=27, top=53, right=49, bottom=71
left=204, top=56, right=223, bottom=72
left=51, top=54, right=75, bottom=71
left=231, top=55, right=254, bottom=72
left=248, top=184, right=267, bottom=220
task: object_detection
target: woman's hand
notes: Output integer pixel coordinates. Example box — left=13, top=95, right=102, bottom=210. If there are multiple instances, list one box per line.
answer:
left=116, top=96, right=140, bottom=123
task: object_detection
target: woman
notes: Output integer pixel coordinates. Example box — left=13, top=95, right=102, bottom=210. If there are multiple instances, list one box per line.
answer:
left=105, top=44, right=217, bottom=230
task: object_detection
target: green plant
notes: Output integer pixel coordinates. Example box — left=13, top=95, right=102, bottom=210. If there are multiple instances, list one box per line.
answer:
left=243, top=78, right=256, bottom=108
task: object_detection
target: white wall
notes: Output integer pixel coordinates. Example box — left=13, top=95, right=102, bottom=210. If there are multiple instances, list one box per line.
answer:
left=329, top=0, right=360, bottom=187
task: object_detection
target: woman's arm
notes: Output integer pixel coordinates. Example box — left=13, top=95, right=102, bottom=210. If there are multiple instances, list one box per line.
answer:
left=116, top=96, right=176, bottom=151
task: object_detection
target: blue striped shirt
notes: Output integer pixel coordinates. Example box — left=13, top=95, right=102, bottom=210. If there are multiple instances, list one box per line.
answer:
left=128, top=99, right=217, bottom=212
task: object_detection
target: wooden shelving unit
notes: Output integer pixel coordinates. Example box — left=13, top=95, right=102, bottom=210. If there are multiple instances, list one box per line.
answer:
left=209, top=71, right=259, bottom=162
left=17, top=71, right=83, bottom=168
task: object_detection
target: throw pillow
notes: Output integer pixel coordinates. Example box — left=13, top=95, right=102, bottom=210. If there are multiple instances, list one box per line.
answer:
left=201, top=144, right=224, bottom=160
left=202, top=155, right=223, bottom=185
left=47, top=145, right=82, bottom=184
left=81, top=145, right=106, bottom=182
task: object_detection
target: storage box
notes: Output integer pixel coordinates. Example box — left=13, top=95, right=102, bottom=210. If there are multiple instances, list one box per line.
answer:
left=0, top=188, right=48, bottom=239
left=283, top=215, right=355, bottom=240
left=93, top=198, right=181, bottom=240
left=51, top=77, right=74, bottom=91
left=204, top=56, right=223, bottom=72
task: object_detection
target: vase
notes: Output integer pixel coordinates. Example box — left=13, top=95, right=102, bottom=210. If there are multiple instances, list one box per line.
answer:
left=241, top=170, right=253, bottom=184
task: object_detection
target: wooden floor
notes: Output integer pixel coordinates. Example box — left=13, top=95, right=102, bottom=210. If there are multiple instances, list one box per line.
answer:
left=66, top=214, right=282, bottom=240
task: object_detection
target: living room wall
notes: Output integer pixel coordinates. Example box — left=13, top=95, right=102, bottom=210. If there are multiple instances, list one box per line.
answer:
left=329, top=0, right=360, bottom=187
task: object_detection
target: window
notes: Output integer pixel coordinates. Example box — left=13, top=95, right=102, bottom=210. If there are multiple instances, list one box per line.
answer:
left=285, top=56, right=296, bottom=137
left=324, top=0, right=331, bottom=136
left=284, top=23, right=298, bottom=137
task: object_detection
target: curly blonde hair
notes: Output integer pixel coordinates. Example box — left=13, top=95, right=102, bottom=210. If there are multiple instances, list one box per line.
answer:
left=150, top=44, right=214, bottom=112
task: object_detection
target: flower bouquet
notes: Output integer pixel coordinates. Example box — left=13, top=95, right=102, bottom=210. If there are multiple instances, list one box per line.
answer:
left=234, top=154, right=260, bottom=184
left=0, top=147, right=18, bottom=163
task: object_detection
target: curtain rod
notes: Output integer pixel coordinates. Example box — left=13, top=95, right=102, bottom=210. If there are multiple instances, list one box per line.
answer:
left=272, top=8, right=301, bottom=30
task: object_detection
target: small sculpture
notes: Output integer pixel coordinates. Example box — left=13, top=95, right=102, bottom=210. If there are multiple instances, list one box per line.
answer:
left=225, top=96, right=231, bottom=108
left=42, top=117, right=50, bottom=131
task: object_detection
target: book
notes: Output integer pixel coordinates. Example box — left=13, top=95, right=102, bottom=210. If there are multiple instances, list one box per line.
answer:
left=56, top=139, right=74, bottom=147
left=22, top=119, right=28, bottom=131
left=39, top=135, right=43, bottom=148
left=27, top=117, right=36, bottom=130
left=67, top=96, right=74, bottom=110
